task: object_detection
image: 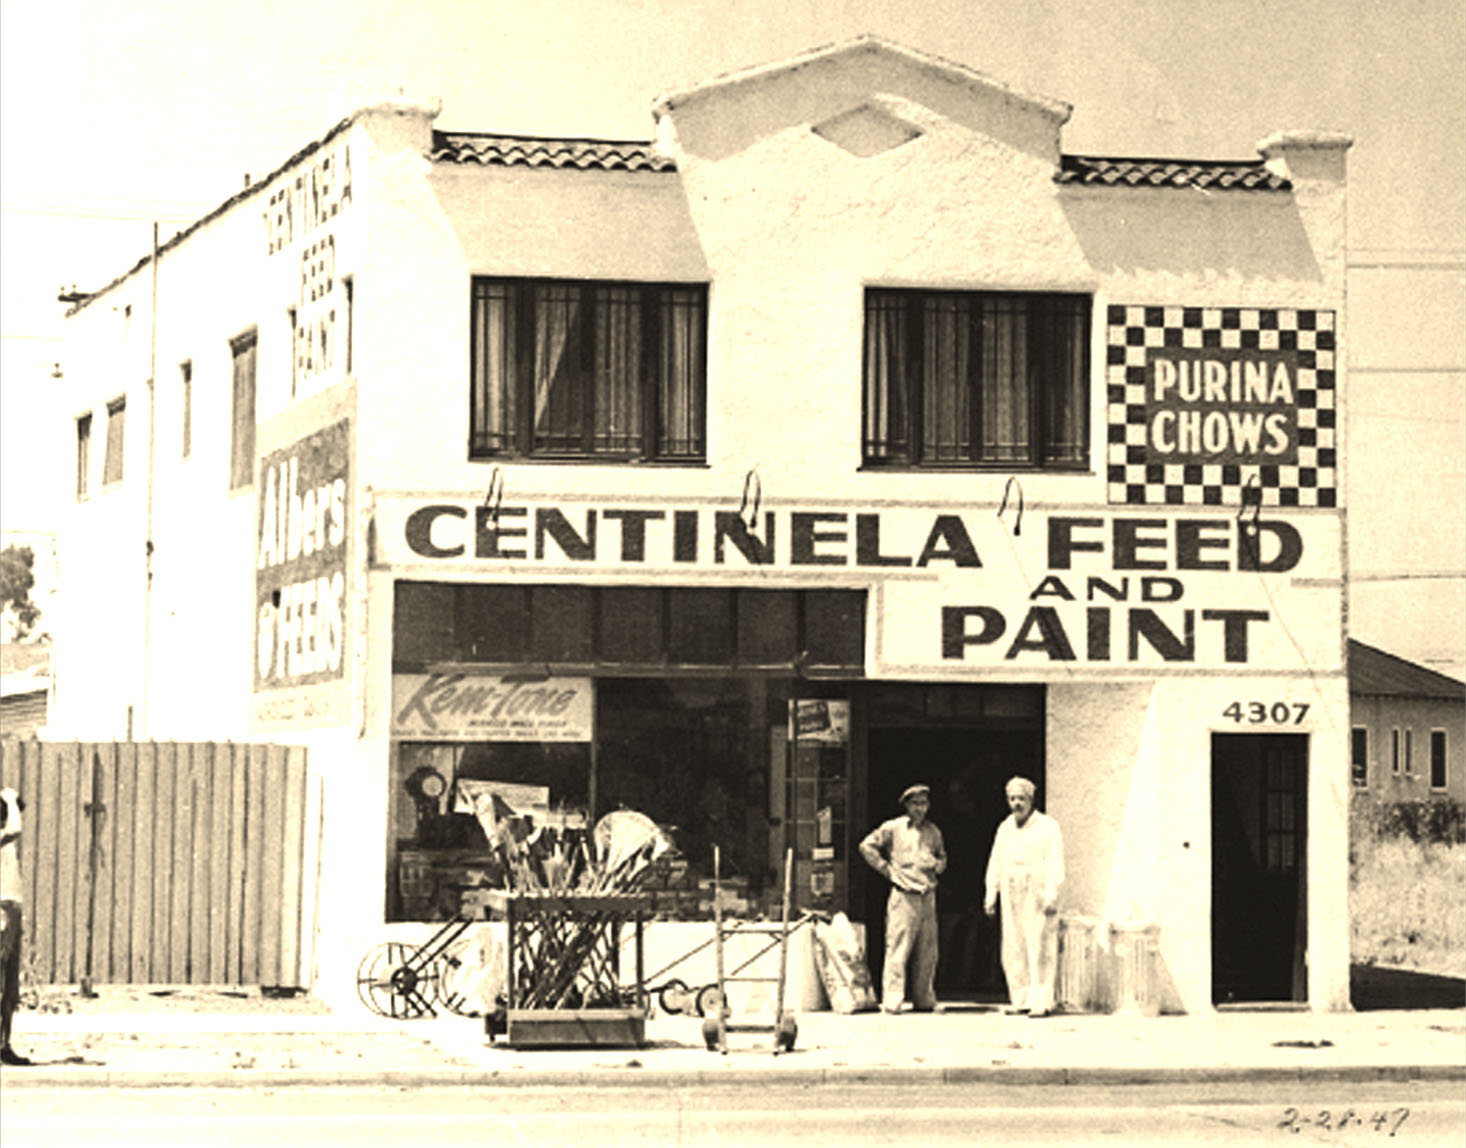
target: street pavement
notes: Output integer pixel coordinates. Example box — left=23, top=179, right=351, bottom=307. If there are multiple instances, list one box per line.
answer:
left=1, top=992, right=1462, bottom=1090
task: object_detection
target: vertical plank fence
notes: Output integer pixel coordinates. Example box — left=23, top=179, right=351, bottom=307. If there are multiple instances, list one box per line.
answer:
left=0, top=740, right=313, bottom=987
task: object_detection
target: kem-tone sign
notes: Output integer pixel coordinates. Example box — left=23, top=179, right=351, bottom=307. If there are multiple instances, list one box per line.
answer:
left=392, top=673, right=594, bottom=742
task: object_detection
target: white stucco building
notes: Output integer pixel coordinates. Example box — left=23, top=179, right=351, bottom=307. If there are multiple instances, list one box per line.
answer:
left=51, top=38, right=1353, bottom=1013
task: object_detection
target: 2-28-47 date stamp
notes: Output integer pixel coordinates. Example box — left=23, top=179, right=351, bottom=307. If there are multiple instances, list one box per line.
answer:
left=1278, top=1107, right=1409, bottom=1136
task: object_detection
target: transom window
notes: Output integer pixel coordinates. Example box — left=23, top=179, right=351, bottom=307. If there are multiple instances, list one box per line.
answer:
left=470, top=277, right=707, bottom=462
left=863, top=288, right=1090, bottom=468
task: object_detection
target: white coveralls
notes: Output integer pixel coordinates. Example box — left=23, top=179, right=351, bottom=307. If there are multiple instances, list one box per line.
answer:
left=860, top=815, right=946, bottom=1012
left=984, top=810, right=1064, bottom=1013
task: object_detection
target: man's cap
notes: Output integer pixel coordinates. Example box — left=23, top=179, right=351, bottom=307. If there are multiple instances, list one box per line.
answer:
left=900, top=784, right=931, bottom=806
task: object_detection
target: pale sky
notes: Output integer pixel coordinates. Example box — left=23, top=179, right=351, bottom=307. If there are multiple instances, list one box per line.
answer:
left=2, top=0, right=1463, bottom=667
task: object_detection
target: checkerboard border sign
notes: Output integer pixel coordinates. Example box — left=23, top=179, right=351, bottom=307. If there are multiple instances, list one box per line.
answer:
left=1104, top=305, right=1337, bottom=508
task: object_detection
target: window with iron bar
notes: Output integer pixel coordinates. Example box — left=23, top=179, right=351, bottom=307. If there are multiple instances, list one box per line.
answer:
left=863, top=288, right=1090, bottom=469
left=470, top=277, right=707, bottom=462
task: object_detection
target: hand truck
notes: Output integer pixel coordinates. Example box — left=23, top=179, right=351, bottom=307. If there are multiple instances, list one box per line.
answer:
left=701, top=845, right=799, bottom=1054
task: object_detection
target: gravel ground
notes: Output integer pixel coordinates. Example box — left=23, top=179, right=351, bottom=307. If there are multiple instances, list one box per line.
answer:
left=23, top=982, right=333, bottom=1017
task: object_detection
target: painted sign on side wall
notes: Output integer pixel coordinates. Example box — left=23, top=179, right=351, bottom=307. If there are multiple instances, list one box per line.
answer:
left=253, top=417, right=351, bottom=728
left=1105, top=305, right=1336, bottom=508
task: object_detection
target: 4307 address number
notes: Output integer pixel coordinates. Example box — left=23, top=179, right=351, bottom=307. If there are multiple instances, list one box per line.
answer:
left=1222, top=702, right=1310, bottom=725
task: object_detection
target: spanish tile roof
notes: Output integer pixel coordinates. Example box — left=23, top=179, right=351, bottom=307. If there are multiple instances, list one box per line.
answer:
left=1349, top=639, right=1466, bottom=700
left=432, top=132, right=676, bottom=173
left=1057, top=155, right=1290, bottom=192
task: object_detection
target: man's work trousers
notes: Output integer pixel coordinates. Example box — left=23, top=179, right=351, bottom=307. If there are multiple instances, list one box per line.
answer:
left=882, top=887, right=938, bottom=1012
left=998, top=875, right=1058, bottom=1013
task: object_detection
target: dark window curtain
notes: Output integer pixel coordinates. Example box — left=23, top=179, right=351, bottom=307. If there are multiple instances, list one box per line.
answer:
left=594, top=286, right=643, bottom=454
left=1042, top=297, right=1089, bottom=465
left=533, top=283, right=583, bottom=452
left=471, top=281, right=517, bottom=454
left=863, top=292, right=909, bottom=461
left=657, top=287, right=705, bottom=458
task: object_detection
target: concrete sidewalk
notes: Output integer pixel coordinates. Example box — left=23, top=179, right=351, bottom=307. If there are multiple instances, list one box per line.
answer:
left=2, top=994, right=1462, bottom=1089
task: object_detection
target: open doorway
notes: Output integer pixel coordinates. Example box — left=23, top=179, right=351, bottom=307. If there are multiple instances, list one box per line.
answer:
left=864, top=726, right=1044, bottom=1000
left=1212, top=732, right=1308, bottom=1005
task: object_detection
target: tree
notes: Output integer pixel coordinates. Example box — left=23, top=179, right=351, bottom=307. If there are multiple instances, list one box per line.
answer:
left=1, top=545, right=42, bottom=641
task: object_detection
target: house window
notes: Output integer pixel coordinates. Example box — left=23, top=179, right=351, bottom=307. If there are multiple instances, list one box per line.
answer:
left=102, top=397, right=126, bottom=485
left=1351, top=727, right=1368, bottom=788
left=1404, top=728, right=1414, bottom=775
left=863, top=289, right=1090, bottom=468
left=1430, top=730, right=1447, bottom=790
left=181, top=360, right=192, bottom=459
left=229, top=328, right=258, bottom=490
left=1391, top=728, right=1401, bottom=775
left=470, top=278, right=707, bottom=462
left=75, top=412, right=92, bottom=500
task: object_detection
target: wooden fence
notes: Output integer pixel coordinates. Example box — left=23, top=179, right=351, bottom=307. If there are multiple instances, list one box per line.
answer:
left=0, top=740, right=316, bottom=987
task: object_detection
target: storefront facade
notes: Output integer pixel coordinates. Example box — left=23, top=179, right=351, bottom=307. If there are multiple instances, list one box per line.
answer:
left=52, top=38, right=1352, bottom=1012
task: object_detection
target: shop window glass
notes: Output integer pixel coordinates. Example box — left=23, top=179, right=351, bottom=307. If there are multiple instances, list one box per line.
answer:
left=803, top=589, right=866, bottom=668
left=668, top=588, right=734, bottom=664
left=458, top=584, right=529, bottom=661
left=393, top=582, right=455, bottom=666
left=737, top=589, right=800, bottom=666
left=598, top=587, right=664, bottom=663
left=532, top=585, right=594, bottom=662
left=387, top=740, right=590, bottom=922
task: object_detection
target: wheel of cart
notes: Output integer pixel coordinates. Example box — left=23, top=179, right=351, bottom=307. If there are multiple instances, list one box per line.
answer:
left=356, top=914, right=476, bottom=1019
left=702, top=845, right=799, bottom=1055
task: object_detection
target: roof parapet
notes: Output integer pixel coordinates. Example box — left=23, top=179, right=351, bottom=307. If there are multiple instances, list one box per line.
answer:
left=1256, top=130, right=1353, bottom=183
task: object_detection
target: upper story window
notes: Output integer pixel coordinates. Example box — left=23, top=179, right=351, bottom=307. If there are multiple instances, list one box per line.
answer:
left=75, top=412, right=92, bottom=501
left=863, top=289, right=1090, bottom=469
left=470, top=278, right=707, bottom=463
left=229, top=328, right=258, bottom=490
left=102, top=396, right=126, bottom=485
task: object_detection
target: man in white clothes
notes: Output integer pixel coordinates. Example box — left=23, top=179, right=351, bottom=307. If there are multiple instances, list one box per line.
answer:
left=984, top=776, right=1064, bottom=1017
left=859, top=784, right=946, bottom=1014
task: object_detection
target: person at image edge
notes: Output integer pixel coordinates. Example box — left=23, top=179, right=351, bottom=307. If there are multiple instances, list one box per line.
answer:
left=1, top=787, right=31, bottom=1066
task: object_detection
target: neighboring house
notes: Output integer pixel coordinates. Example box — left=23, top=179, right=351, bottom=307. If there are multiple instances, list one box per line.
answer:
left=1349, top=638, right=1465, bottom=805
left=49, top=37, right=1355, bottom=1013
left=0, top=643, right=51, bottom=740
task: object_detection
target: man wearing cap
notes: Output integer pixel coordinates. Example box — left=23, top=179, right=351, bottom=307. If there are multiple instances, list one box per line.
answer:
left=984, top=776, right=1064, bottom=1018
left=859, top=784, right=946, bottom=1013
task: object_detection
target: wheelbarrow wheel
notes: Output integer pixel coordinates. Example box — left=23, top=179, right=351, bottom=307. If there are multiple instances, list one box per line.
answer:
left=775, top=1011, right=798, bottom=1053
left=355, top=941, right=440, bottom=1019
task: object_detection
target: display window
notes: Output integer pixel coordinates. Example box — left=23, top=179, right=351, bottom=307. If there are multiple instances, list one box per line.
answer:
left=385, top=674, right=853, bottom=923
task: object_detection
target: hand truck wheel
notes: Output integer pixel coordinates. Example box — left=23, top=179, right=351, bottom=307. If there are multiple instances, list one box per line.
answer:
left=694, top=983, right=725, bottom=1018
left=775, top=1010, right=798, bottom=1053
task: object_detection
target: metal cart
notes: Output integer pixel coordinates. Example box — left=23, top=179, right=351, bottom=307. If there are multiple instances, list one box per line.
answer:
left=486, top=889, right=650, bottom=1048
left=702, top=846, right=799, bottom=1054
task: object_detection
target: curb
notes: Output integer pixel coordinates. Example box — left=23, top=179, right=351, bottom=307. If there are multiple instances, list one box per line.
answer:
left=2, top=1063, right=1461, bottom=1091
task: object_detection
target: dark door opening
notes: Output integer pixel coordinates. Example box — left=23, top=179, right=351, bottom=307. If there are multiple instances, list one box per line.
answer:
left=1212, top=732, right=1308, bottom=1005
left=864, top=727, right=1044, bottom=1000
